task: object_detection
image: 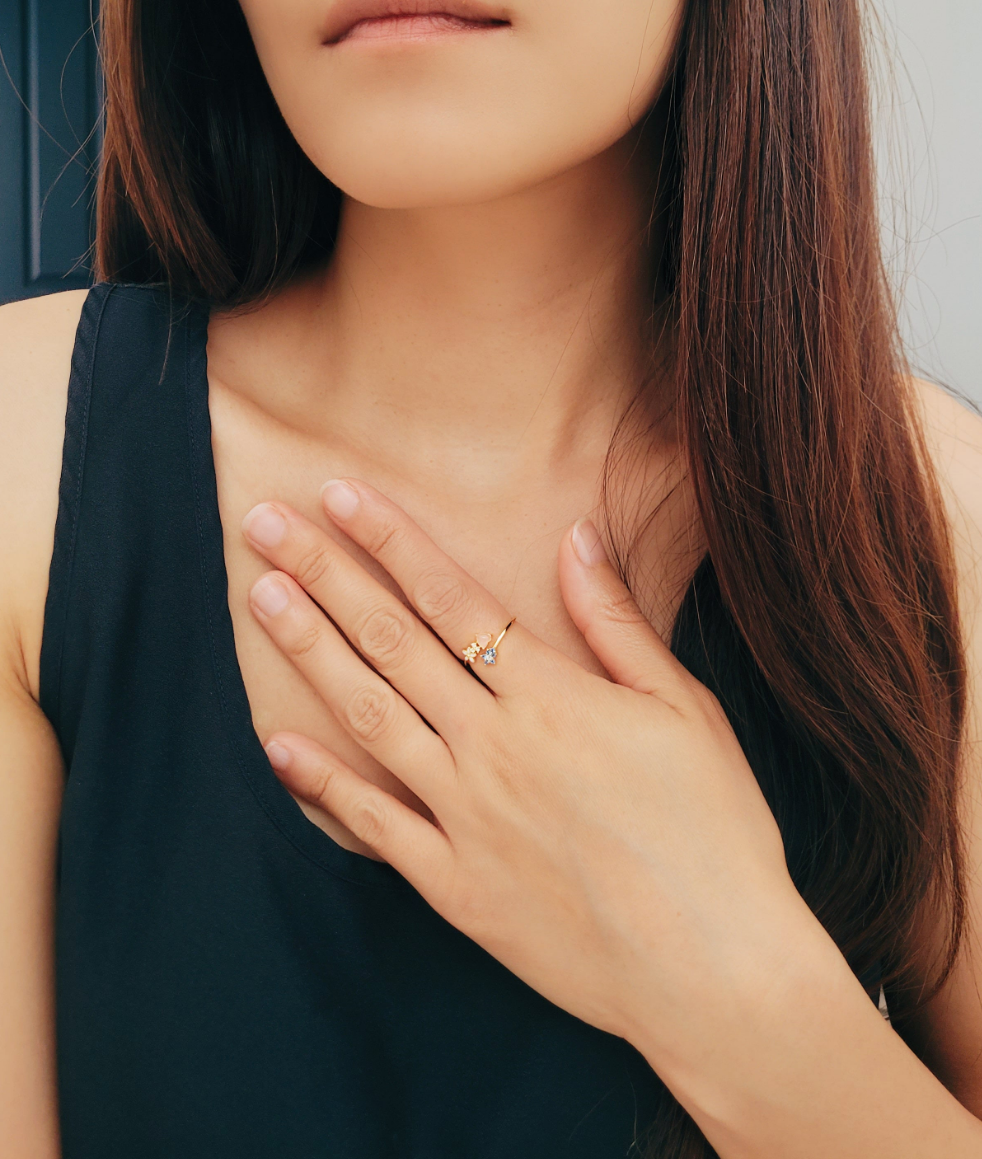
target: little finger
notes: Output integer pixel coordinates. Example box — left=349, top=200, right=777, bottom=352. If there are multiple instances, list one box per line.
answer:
left=265, top=732, right=455, bottom=892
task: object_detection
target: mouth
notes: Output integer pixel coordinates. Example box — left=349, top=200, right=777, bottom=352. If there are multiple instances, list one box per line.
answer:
left=322, top=1, right=511, bottom=46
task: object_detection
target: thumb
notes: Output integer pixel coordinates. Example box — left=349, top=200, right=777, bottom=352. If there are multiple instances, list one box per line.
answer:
left=559, top=519, right=684, bottom=696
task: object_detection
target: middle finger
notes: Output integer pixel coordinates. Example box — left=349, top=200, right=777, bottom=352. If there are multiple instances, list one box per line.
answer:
left=242, top=501, right=491, bottom=737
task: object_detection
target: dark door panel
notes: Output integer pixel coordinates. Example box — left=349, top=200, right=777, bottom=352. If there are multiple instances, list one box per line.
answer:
left=1, top=0, right=102, bottom=305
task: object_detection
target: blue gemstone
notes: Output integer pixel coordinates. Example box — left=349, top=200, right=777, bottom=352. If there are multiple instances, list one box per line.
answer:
left=482, top=648, right=496, bottom=665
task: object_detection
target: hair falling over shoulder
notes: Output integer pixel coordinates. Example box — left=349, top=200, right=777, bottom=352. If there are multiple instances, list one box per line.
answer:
left=94, top=1, right=968, bottom=1155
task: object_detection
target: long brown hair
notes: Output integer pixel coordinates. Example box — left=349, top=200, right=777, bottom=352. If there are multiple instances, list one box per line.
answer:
left=95, top=0, right=968, bottom=1154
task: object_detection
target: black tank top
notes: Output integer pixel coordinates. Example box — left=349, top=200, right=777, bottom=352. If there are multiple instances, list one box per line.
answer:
left=42, top=282, right=880, bottom=1157
left=41, top=283, right=670, bottom=1157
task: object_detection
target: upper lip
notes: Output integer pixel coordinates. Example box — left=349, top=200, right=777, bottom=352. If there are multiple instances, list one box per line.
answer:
left=321, top=0, right=511, bottom=44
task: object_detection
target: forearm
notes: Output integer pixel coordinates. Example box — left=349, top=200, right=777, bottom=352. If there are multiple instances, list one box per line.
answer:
left=626, top=909, right=982, bottom=1159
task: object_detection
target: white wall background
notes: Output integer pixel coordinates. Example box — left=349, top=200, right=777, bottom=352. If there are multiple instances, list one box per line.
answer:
left=874, top=0, right=981, bottom=407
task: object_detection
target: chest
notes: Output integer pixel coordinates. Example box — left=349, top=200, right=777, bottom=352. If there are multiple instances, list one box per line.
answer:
left=209, top=378, right=699, bottom=858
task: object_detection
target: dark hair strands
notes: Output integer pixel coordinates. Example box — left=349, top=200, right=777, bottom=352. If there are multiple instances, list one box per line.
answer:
left=94, top=0, right=969, bottom=1154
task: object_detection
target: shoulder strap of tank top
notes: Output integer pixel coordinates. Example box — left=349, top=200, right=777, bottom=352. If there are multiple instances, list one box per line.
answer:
left=39, top=281, right=206, bottom=753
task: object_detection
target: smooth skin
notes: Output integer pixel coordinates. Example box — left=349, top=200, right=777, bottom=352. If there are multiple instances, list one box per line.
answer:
left=1, top=0, right=982, bottom=1155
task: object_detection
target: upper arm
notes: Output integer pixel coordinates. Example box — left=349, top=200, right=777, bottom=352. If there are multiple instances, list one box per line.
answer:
left=894, top=379, right=982, bottom=1115
left=0, top=289, right=88, bottom=698
left=0, top=288, right=87, bottom=1157
left=0, top=675, right=64, bottom=1158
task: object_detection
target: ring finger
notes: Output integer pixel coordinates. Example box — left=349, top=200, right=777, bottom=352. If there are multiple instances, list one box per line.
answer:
left=249, top=569, right=455, bottom=801
left=242, top=501, right=492, bottom=735
left=318, top=479, right=544, bottom=695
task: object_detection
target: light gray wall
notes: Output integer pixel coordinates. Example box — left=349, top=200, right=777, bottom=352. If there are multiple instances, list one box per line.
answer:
left=874, top=0, right=981, bottom=407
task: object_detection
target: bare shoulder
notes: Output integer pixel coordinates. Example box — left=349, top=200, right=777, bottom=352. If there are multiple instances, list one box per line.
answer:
left=908, top=376, right=982, bottom=744
left=902, top=380, right=982, bottom=1106
left=908, top=378, right=982, bottom=619
left=0, top=289, right=88, bottom=700
left=909, top=378, right=982, bottom=539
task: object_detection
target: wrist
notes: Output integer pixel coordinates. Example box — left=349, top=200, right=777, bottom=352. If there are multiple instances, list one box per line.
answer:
left=622, top=902, right=981, bottom=1159
left=620, top=898, right=864, bottom=1147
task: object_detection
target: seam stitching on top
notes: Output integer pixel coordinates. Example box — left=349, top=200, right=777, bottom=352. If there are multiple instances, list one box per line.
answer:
left=49, top=282, right=114, bottom=720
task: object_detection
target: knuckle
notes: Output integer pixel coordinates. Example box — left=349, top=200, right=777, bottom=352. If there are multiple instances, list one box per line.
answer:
left=287, top=621, right=322, bottom=660
left=351, top=794, right=390, bottom=847
left=343, top=684, right=397, bottom=744
left=524, top=696, right=570, bottom=745
left=414, top=569, right=469, bottom=623
left=310, top=761, right=343, bottom=809
left=364, top=520, right=406, bottom=561
left=292, top=543, right=335, bottom=592
left=357, top=607, right=415, bottom=668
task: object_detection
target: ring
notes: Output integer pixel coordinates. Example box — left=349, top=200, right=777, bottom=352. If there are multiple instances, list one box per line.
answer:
left=462, top=619, right=516, bottom=667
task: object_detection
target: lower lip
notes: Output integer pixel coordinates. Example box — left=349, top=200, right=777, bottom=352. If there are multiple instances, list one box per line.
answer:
left=334, top=13, right=509, bottom=44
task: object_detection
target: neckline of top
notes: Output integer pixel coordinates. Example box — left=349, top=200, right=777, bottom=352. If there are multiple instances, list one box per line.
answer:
left=182, top=293, right=411, bottom=891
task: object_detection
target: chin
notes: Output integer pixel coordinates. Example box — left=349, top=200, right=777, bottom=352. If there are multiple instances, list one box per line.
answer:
left=305, top=116, right=627, bottom=211
left=322, top=159, right=536, bottom=210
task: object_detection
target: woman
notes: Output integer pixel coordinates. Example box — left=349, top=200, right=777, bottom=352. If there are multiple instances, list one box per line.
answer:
left=1, top=0, right=981, bottom=1155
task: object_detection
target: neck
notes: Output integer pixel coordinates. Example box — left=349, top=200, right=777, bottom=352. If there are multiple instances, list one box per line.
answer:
left=213, top=124, right=670, bottom=494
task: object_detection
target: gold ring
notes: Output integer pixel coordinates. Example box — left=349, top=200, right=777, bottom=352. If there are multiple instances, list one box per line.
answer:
left=462, top=619, right=516, bottom=667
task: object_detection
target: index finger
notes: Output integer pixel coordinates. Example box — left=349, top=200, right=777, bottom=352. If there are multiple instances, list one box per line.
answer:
left=318, top=479, right=543, bottom=692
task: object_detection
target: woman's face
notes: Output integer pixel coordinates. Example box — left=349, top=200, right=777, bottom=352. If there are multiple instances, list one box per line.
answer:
left=236, top=0, right=686, bottom=208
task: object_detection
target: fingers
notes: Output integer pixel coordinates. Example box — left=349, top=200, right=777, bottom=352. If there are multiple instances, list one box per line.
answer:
left=242, top=501, right=489, bottom=732
left=558, top=519, right=689, bottom=699
left=249, top=569, right=456, bottom=801
left=318, top=479, right=544, bottom=692
left=265, top=732, right=455, bottom=891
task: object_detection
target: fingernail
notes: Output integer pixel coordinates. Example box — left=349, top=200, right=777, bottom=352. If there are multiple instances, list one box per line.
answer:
left=251, top=575, right=290, bottom=616
left=571, top=519, right=608, bottom=566
left=321, top=480, right=360, bottom=521
left=242, top=503, right=287, bottom=548
left=265, top=740, right=292, bottom=771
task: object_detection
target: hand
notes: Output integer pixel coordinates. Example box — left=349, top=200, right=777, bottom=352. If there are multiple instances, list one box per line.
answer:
left=241, top=480, right=820, bottom=1065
